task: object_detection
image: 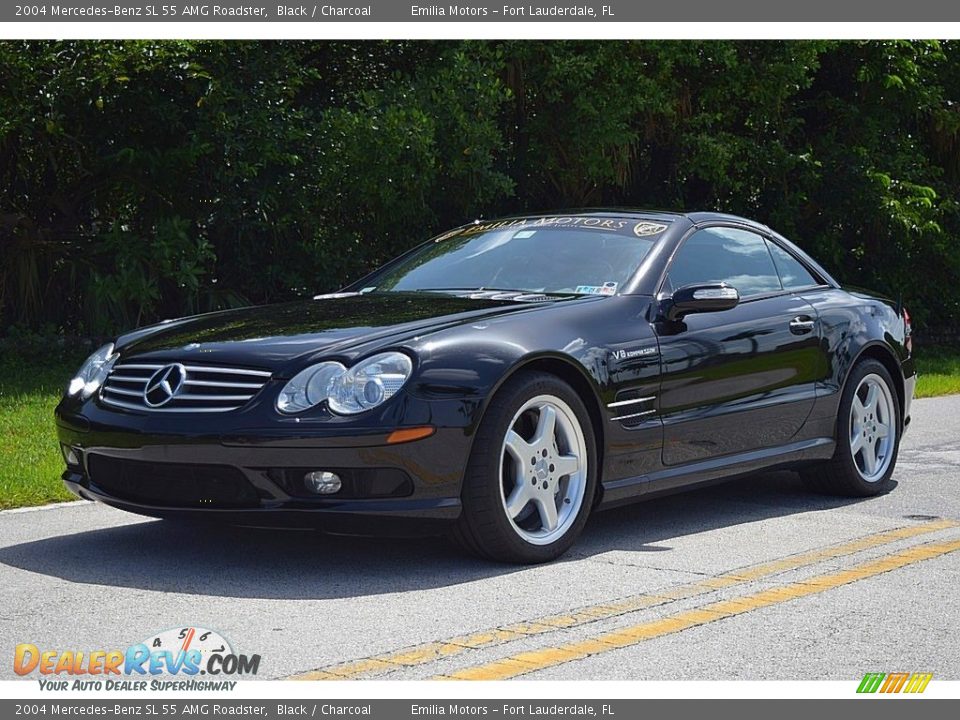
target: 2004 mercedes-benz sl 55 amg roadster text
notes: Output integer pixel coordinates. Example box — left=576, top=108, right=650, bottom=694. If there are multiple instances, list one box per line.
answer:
left=56, top=210, right=915, bottom=562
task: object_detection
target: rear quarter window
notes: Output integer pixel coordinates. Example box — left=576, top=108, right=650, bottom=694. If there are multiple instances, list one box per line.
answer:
left=766, top=240, right=819, bottom=289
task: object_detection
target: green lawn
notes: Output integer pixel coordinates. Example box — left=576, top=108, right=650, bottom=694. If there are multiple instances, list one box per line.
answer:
left=915, top=345, right=960, bottom=398
left=0, top=352, right=85, bottom=509
left=0, top=345, right=958, bottom=511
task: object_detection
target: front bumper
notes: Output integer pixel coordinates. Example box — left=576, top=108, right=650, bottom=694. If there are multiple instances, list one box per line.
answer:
left=55, top=399, right=474, bottom=535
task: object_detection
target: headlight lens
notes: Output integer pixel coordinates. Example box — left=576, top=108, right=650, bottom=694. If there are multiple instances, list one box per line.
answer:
left=67, top=343, right=118, bottom=399
left=276, top=352, right=413, bottom=415
left=276, top=361, right=346, bottom=414
left=328, top=352, right=413, bottom=415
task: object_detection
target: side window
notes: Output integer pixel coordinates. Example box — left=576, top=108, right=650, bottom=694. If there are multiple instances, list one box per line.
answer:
left=766, top=239, right=819, bottom=289
left=666, top=227, right=782, bottom=297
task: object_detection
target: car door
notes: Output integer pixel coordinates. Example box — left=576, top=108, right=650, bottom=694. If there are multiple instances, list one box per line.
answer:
left=655, top=226, right=822, bottom=466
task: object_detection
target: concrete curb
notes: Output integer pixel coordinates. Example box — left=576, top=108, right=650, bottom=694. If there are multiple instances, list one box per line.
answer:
left=0, top=499, right=89, bottom=515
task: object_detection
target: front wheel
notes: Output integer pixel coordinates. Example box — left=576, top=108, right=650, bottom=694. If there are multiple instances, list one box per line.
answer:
left=801, top=358, right=901, bottom=496
left=453, top=372, right=597, bottom=563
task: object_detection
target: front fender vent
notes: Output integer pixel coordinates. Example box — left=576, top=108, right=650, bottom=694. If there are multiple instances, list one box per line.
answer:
left=608, top=394, right=657, bottom=427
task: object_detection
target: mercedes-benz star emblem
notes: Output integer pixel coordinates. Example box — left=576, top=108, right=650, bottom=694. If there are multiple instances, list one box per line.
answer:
left=144, top=363, right=187, bottom=408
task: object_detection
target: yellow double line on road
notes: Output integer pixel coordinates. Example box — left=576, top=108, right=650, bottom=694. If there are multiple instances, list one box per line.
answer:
left=440, top=535, right=960, bottom=680
left=291, top=518, right=956, bottom=681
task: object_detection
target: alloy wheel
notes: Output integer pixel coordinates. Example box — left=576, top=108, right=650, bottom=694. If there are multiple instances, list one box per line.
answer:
left=849, top=373, right=896, bottom=482
left=499, top=394, right=588, bottom=545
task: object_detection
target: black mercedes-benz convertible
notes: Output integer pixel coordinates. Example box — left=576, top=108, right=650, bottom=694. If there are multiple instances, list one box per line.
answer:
left=56, top=210, right=914, bottom=562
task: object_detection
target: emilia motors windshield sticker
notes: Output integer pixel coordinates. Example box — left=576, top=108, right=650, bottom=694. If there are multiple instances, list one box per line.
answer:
left=13, top=626, right=261, bottom=692
left=432, top=227, right=465, bottom=243
left=575, top=282, right=618, bottom=296
left=461, top=216, right=670, bottom=236
left=634, top=221, right=668, bottom=236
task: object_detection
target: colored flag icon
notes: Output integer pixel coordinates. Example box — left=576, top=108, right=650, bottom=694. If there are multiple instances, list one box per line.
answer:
left=857, top=672, right=932, bottom=694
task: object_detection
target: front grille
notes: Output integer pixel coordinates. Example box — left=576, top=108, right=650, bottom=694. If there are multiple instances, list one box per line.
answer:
left=87, top=455, right=260, bottom=508
left=100, top=362, right=272, bottom=413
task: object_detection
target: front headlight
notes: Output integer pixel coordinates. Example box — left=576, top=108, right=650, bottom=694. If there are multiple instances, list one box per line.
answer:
left=276, top=361, right=346, bottom=414
left=276, top=352, right=413, bottom=415
left=67, top=343, right=118, bottom=399
left=328, top=352, right=413, bottom=415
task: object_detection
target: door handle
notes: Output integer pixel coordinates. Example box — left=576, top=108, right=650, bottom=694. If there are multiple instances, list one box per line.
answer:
left=789, top=315, right=816, bottom=334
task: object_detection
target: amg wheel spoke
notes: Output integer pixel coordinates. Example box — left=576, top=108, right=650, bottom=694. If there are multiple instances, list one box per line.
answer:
left=553, top=454, right=580, bottom=479
left=534, top=496, right=560, bottom=532
left=862, top=443, right=878, bottom=475
left=531, top=404, right=557, bottom=449
left=850, top=433, right=864, bottom=455
left=851, top=395, right=865, bottom=424
left=505, top=483, right=533, bottom=518
left=864, top=383, right=880, bottom=416
left=876, top=422, right=890, bottom=438
left=504, top=430, right=532, bottom=464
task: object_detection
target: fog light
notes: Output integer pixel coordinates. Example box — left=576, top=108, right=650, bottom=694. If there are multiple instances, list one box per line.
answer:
left=60, top=444, right=80, bottom=467
left=304, top=471, right=342, bottom=495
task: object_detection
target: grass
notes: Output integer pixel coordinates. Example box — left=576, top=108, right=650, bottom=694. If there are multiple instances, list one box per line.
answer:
left=914, top=345, right=960, bottom=398
left=0, top=351, right=86, bottom=510
left=0, top=344, right=958, bottom=511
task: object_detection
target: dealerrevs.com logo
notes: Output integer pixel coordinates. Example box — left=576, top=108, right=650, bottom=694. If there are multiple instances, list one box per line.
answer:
left=14, top=627, right=260, bottom=691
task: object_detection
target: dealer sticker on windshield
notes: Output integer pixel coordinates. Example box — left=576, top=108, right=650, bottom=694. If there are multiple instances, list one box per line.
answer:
left=576, top=282, right=618, bottom=296
left=633, top=221, right=668, bottom=237
left=461, top=215, right=672, bottom=237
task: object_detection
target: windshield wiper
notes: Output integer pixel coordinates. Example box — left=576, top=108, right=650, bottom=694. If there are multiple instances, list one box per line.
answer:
left=409, top=287, right=574, bottom=303
left=414, top=287, right=550, bottom=294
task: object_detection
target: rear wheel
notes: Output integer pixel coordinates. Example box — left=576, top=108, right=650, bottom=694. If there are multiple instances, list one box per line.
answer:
left=801, top=358, right=901, bottom=496
left=453, top=372, right=597, bottom=563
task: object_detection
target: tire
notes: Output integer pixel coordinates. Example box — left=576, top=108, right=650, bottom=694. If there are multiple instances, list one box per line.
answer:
left=452, top=371, right=598, bottom=563
left=801, top=358, right=901, bottom=497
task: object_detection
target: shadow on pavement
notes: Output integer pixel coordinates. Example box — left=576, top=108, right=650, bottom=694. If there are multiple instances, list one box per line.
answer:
left=0, top=470, right=874, bottom=600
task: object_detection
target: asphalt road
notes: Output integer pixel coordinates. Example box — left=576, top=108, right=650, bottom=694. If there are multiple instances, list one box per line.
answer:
left=1, top=395, right=959, bottom=682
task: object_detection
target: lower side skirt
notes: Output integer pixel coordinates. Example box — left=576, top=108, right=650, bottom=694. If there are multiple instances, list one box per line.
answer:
left=598, top=437, right=836, bottom=509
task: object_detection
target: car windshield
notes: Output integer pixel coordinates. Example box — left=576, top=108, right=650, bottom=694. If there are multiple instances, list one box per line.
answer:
left=366, top=217, right=668, bottom=296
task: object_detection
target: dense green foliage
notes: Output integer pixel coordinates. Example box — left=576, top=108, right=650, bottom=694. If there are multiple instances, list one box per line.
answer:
left=2, top=40, right=959, bottom=334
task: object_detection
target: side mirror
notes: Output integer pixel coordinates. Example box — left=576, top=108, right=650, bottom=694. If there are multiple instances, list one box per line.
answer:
left=664, top=283, right=740, bottom=321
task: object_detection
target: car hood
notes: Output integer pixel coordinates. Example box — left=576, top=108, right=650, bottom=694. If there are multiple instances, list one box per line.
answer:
left=115, top=292, right=579, bottom=375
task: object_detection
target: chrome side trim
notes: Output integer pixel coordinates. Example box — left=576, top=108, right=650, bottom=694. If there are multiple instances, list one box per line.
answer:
left=606, top=395, right=656, bottom=409
left=610, top=409, right=657, bottom=422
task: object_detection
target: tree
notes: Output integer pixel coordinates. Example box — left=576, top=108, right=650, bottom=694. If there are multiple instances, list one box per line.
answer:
left=1, top=40, right=958, bottom=335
